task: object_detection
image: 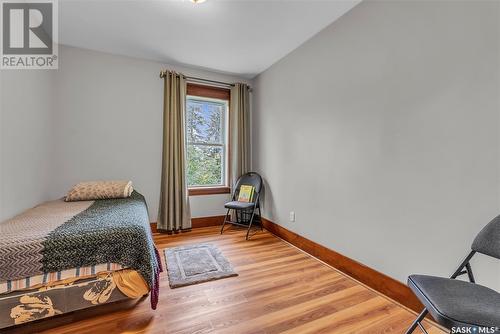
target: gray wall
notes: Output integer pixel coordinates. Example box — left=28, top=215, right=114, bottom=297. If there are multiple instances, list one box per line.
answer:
left=252, top=0, right=500, bottom=289
left=0, top=70, right=55, bottom=221
left=1, top=45, right=250, bottom=222
left=51, top=46, right=250, bottom=221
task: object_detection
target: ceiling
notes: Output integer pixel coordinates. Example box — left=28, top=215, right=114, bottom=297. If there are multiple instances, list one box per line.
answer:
left=59, top=0, right=360, bottom=78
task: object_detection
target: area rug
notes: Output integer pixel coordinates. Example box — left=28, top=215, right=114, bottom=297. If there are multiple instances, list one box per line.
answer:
left=164, top=243, right=238, bottom=288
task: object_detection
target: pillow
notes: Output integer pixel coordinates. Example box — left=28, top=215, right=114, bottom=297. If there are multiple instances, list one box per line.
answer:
left=65, top=180, right=133, bottom=202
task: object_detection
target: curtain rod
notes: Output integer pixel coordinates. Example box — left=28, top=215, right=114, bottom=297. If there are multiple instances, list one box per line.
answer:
left=186, top=76, right=235, bottom=88
left=159, top=70, right=251, bottom=91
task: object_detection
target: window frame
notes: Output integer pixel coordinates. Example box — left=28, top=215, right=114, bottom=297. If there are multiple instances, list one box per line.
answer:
left=186, top=83, right=231, bottom=196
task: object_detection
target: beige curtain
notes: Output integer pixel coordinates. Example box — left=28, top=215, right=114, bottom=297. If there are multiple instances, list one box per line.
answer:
left=230, top=83, right=251, bottom=187
left=158, top=71, right=191, bottom=231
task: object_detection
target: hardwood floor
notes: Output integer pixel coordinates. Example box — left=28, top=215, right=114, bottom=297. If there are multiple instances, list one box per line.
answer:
left=6, top=227, right=445, bottom=334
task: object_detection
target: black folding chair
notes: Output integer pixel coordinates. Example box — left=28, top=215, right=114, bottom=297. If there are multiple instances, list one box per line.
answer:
left=220, top=172, right=263, bottom=240
left=405, top=215, right=500, bottom=333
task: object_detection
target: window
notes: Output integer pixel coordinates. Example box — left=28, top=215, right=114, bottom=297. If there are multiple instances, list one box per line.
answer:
left=186, top=84, right=230, bottom=195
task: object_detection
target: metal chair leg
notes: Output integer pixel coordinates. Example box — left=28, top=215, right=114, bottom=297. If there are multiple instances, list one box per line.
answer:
left=417, top=322, right=429, bottom=334
left=465, top=262, right=475, bottom=283
left=246, top=210, right=256, bottom=240
left=451, top=251, right=476, bottom=279
left=405, top=309, right=428, bottom=334
left=258, top=206, right=263, bottom=231
left=220, top=209, right=230, bottom=234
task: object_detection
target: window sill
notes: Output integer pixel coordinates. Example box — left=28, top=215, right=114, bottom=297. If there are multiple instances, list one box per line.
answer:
left=188, top=186, right=231, bottom=196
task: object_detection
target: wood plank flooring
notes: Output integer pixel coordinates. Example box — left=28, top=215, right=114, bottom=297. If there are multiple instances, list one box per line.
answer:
left=5, top=227, right=445, bottom=334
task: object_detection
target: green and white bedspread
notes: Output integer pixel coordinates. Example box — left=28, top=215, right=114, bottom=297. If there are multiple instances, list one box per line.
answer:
left=0, top=191, right=162, bottom=309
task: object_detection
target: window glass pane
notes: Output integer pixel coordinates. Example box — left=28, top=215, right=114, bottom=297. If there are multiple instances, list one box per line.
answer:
left=187, top=144, right=223, bottom=186
left=186, top=98, right=224, bottom=144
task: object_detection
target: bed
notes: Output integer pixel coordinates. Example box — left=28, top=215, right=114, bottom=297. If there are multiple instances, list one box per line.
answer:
left=0, top=191, right=162, bottom=329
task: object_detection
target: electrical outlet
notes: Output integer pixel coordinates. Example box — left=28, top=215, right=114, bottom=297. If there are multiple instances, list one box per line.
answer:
left=289, top=211, right=295, bottom=222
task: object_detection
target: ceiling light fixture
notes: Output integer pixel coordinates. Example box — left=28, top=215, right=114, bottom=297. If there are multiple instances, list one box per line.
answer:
left=190, top=0, right=206, bottom=4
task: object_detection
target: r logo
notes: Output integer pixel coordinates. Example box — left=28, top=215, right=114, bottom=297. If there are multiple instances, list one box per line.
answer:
left=2, top=2, right=53, bottom=54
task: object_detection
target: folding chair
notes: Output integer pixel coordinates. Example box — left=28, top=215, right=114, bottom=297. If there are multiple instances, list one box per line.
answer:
left=220, top=172, right=263, bottom=240
left=405, top=215, right=500, bottom=333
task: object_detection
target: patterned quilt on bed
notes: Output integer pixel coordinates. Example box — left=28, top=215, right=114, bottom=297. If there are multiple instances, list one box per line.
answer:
left=0, top=191, right=162, bottom=309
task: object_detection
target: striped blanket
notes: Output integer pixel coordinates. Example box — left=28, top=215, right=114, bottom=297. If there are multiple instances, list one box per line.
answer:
left=0, top=263, right=125, bottom=294
left=0, top=191, right=162, bottom=309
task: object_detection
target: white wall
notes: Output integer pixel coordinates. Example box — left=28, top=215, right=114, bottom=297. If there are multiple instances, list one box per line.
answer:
left=0, top=69, right=55, bottom=221
left=252, top=0, right=500, bottom=290
left=50, top=46, right=249, bottom=220
left=1, top=46, right=249, bottom=222
left=1, top=70, right=2, bottom=219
